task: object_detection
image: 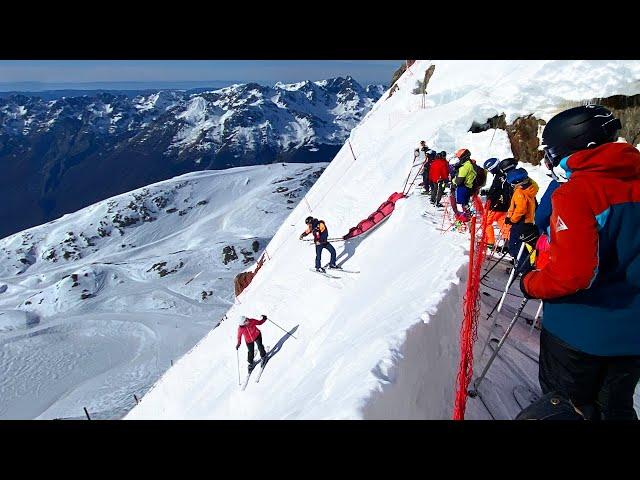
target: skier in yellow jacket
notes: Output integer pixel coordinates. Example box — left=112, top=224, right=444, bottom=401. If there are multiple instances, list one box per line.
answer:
left=454, top=148, right=477, bottom=221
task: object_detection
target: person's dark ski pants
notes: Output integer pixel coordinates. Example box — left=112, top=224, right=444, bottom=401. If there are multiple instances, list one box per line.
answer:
left=247, top=333, right=267, bottom=365
left=508, top=222, right=538, bottom=269
left=315, top=242, right=337, bottom=268
left=422, top=170, right=430, bottom=193
left=539, top=328, right=640, bottom=420
left=430, top=180, right=445, bottom=205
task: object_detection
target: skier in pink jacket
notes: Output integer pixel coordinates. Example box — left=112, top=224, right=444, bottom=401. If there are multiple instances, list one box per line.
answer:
left=236, top=315, right=268, bottom=372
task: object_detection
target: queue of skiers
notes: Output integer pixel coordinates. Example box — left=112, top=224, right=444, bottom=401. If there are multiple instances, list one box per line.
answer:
left=418, top=104, right=639, bottom=420
left=415, top=143, right=488, bottom=223
left=520, top=104, right=640, bottom=421
left=233, top=104, right=639, bottom=420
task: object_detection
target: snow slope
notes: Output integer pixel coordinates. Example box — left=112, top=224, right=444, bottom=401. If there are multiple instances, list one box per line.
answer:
left=128, top=60, right=640, bottom=419
left=0, top=163, right=326, bottom=419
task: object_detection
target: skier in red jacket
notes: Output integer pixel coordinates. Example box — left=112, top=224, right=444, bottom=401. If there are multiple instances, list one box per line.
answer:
left=521, top=105, right=640, bottom=420
left=429, top=151, right=450, bottom=207
left=236, top=315, right=268, bottom=372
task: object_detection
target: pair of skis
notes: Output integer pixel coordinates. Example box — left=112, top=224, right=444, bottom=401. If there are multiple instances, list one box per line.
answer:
left=240, top=349, right=271, bottom=391
left=309, top=266, right=360, bottom=279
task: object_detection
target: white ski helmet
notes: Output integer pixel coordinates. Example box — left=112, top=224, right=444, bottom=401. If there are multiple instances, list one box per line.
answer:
left=238, top=315, right=248, bottom=326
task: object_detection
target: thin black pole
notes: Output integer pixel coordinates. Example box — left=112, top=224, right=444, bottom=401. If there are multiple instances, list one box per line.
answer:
left=480, top=249, right=509, bottom=282
left=266, top=318, right=297, bottom=339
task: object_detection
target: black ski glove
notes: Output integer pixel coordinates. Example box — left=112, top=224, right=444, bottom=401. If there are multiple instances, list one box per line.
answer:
left=236, top=344, right=240, bottom=350
left=480, top=189, right=488, bottom=197
left=504, top=217, right=512, bottom=225
left=261, top=315, right=267, bottom=320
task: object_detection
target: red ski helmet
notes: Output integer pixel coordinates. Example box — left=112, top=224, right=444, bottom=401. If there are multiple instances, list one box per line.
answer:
left=455, top=148, right=471, bottom=161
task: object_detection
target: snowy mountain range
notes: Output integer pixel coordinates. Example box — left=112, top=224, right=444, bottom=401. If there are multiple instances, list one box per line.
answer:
left=0, top=163, right=326, bottom=419
left=0, top=77, right=384, bottom=239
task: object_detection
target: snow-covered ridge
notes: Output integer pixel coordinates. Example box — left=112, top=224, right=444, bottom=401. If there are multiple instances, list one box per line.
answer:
left=0, top=163, right=326, bottom=419
left=127, top=60, right=640, bottom=419
left=0, top=76, right=383, bottom=154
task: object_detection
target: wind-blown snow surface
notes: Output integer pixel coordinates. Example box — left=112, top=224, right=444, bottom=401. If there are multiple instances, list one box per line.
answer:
left=0, top=163, right=326, bottom=419
left=128, top=60, right=640, bottom=419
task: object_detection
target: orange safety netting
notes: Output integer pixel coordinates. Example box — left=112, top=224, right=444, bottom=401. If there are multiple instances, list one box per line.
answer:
left=452, top=198, right=490, bottom=420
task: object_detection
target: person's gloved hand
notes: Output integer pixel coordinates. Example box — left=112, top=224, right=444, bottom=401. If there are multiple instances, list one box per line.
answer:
left=480, top=189, right=488, bottom=196
left=504, top=217, right=512, bottom=225
left=261, top=314, right=267, bottom=320
left=236, top=344, right=240, bottom=350
left=299, top=233, right=305, bottom=240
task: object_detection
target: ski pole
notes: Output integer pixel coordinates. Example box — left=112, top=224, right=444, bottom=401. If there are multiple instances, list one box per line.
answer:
left=528, top=300, right=543, bottom=337
left=479, top=241, right=525, bottom=358
left=468, top=296, right=529, bottom=397
left=485, top=228, right=502, bottom=265
left=266, top=318, right=298, bottom=340
left=480, top=249, right=509, bottom=282
left=236, top=348, right=241, bottom=386
left=496, top=242, right=525, bottom=313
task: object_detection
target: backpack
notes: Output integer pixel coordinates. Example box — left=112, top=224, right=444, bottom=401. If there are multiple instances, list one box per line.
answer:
left=472, top=164, right=487, bottom=190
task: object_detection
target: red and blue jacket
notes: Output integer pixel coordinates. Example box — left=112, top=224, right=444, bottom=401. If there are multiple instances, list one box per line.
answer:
left=521, top=142, right=640, bottom=356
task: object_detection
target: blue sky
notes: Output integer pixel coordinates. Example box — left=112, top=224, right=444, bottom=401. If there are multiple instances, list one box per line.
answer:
left=0, top=60, right=402, bottom=90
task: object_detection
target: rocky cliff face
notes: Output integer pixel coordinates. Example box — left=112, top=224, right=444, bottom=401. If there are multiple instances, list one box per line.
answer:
left=468, top=93, right=640, bottom=166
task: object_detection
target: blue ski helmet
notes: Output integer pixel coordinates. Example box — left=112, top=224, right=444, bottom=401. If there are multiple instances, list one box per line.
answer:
left=483, top=158, right=499, bottom=172
left=506, top=168, right=529, bottom=185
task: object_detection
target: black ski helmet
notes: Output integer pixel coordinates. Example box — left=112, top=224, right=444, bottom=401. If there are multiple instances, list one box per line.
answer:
left=438, top=150, right=447, bottom=159
left=498, top=158, right=518, bottom=174
left=305, top=216, right=314, bottom=224
left=541, top=104, right=622, bottom=166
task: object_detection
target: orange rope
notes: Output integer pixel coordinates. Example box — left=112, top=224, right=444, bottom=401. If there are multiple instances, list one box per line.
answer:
left=453, top=200, right=490, bottom=419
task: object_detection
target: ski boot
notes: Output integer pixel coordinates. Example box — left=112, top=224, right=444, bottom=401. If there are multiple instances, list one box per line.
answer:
left=328, top=264, right=341, bottom=270
left=316, top=267, right=326, bottom=273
